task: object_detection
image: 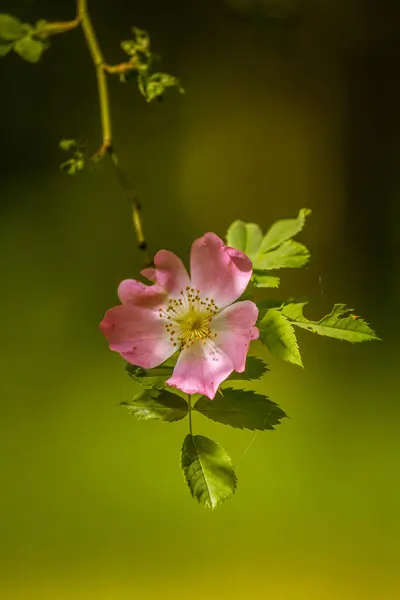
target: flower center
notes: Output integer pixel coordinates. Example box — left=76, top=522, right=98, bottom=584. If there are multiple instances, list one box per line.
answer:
left=158, top=286, right=219, bottom=350
left=178, top=309, right=212, bottom=345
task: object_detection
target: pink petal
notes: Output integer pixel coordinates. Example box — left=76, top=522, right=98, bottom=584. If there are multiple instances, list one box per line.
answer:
left=190, top=233, right=252, bottom=308
left=211, top=301, right=259, bottom=372
left=100, top=304, right=175, bottom=368
left=166, top=341, right=234, bottom=400
left=140, top=267, right=157, bottom=283
left=118, top=279, right=167, bottom=308
left=140, top=250, right=190, bottom=296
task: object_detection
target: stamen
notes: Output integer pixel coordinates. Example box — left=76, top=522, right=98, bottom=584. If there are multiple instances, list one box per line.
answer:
left=157, top=286, right=219, bottom=350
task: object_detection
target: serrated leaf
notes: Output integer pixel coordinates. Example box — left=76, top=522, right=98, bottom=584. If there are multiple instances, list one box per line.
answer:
left=257, top=297, right=308, bottom=316
left=14, top=35, right=45, bottom=63
left=226, top=209, right=310, bottom=273
left=224, top=356, right=269, bottom=382
left=0, top=39, right=12, bottom=56
left=0, top=14, right=24, bottom=41
left=181, top=434, right=237, bottom=509
left=253, top=239, right=310, bottom=270
left=252, top=272, right=280, bottom=288
left=125, top=363, right=174, bottom=388
left=281, top=302, right=380, bottom=343
left=259, top=208, right=311, bottom=253
left=195, top=388, right=287, bottom=431
left=122, top=387, right=188, bottom=422
left=258, top=308, right=303, bottom=366
left=226, top=221, right=263, bottom=258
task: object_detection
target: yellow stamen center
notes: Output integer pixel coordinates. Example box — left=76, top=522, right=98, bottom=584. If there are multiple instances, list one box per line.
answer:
left=178, top=310, right=212, bottom=345
left=158, top=286, right=219, bottom=350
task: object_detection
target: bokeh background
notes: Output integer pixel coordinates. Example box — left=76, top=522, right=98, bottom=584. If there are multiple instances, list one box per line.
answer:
left=1, top=0, right=399, bottom=598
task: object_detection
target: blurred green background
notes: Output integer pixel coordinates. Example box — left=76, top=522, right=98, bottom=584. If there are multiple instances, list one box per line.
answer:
left=1, top=0, right=399, bottom=598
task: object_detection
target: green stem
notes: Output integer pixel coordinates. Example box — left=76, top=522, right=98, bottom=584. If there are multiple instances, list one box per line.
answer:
left=76, top=0, right=149, bottom=260
left=40, top=19, right=80, bottom=36
left=109, top=151, right=149, bottom=259
left=78, top=0, right=111, bottom=149
left=188, top=395, right=193, bottom=436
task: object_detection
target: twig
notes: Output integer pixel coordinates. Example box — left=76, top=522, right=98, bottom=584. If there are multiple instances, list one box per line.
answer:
left=39, top=20, right=80, bottom=36
left=78, top=0, right=111, bottom=154
left=39, top=0, right=150, bottom=260
left=109, top=149, right=150, bottom=264
left=77, top=0, right=149, bottom=261
left=103, top=60, right=138, bottom=75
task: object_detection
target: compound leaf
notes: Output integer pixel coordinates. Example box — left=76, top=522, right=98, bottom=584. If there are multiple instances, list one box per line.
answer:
left=226, top=209, right=311, bottom=273
left=281, top=302, right=380, bottom=343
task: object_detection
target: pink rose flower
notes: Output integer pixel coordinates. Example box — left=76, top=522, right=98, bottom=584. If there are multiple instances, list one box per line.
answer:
left=100, top=233, right=259, bottom=399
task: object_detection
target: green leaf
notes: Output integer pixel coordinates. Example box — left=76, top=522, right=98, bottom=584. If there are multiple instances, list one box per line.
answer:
left=121, top=39, right=137, bottom=56
left=195, top=388, right=287, bottom=431
left=34, top=19, right=49, bottom=37
left=257, top=297, right=307, bottom=315
left=280, top=302, right=381, bottom=343
left=125, top=363, right=174, bottom=388
left=121, top=387, right=188, bottom=422
left=59, top=138, right=86, bottom=174
left=132, top=27, right=150, bottom=52
left=259, top=208, right=311, bottom=253
left=121, top=28, right=150, bottom=58
left=226, top=221, right=263, bottom=258
left=0, top=14, right=24, bottom=41
left=224, top=356, right=269, bottom=382
left=181, top=434, right=237, bottom=509
left=120, top=26, right=183, bottom=102
left=0, top=39, right=13, bottom=56
left=226, top=209, right=311, bottom=273
left=252, top=272, right=280, bottom=288
left=258, top=308, right=303, bottom=366
left=60, top=157, right=85, bottom=175
left=253, top=239, right=310, bottom=270
left=14, top=35, right=46, bottom=63
left=142, top=72, right=184, bottom=102
left=59, top=139, right=78, bottom=152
